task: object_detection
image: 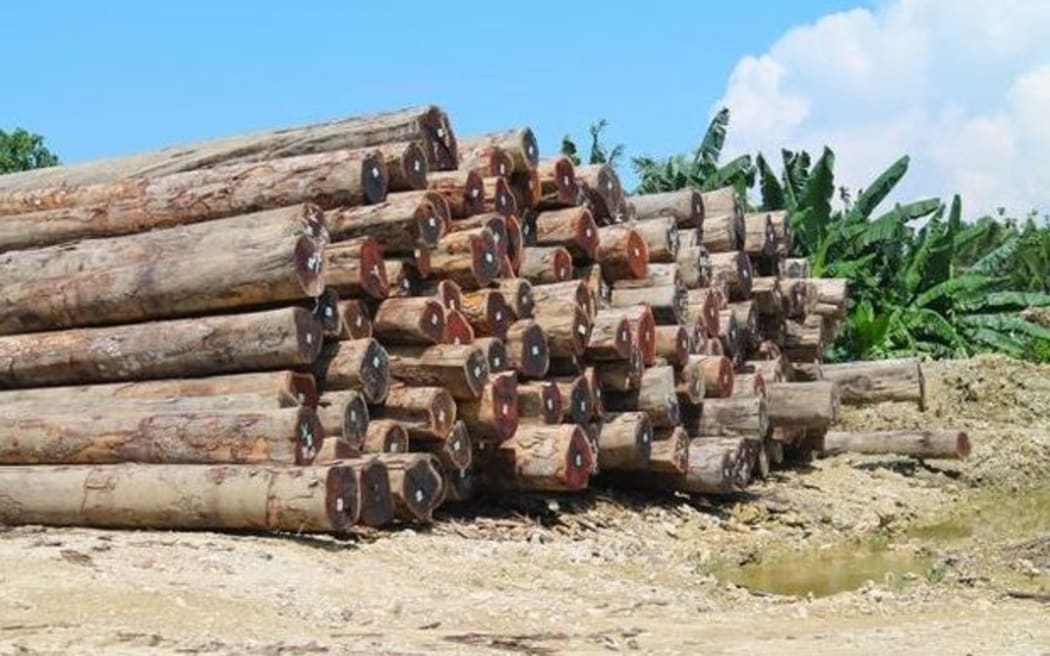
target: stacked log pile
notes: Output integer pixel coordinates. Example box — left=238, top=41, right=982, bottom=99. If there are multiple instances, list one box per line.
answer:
left=0, top=103, right=936, bottom=536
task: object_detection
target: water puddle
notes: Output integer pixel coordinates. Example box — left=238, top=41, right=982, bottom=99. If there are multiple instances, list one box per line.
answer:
left=718, top=487, right=1050, bottom=598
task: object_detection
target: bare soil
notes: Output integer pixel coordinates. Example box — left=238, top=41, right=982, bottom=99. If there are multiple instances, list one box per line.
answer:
left=2, top=355, right=1049, bottom=655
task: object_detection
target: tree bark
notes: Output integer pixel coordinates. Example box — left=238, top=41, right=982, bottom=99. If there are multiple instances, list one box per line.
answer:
left=765, top=382, right=840, bottom=430
left=481, top=424, right=593, bottom=491
left=458, top=128, right=539, bottom=172
left=373, top=297, right=446, bottom=345
left=457, top=371, right=518, bottom=442
left=411, top=419, right=472, bottom=473
left=595, top=411, right=653, bottom=470
left=458, top=143, right=514, bottom=178
left=326, top=237, right=388, bottom=299
left=597, top=224, right=649, bottom=279
left=751, top=277, right=784, bottom=316
left=533, top=207, right=600, bottom=261
left=497, top=278, right=534, bottom=320
left=426, top=170, right=485, bottom=219
left=360, top=419, right=409, bottom=455
left=781, top=257, right=811, bottom=279
left=731, top=372, right=767, bottom=398
left=586, top=311, right=633, bottom=361
left=387, top=343, right=489, bottom=400
left=0, top=150, right=388, bottom=251
left=531, top=303, right=592, bottom=358
left=822, top=430, right=970, bottom=459
left=0, top=404, right=323, bottom=466
left=375, top=453, right=444, bottom=522
left=519, top=246, right=574, bottom=284
left=602, top=365, right=679, bottom=427
left=502, top=319, right=549, bottom=379
left=375, top=141, right=428, bottom=192
left=312, top=338, right=390, bottom=403
left=784, top=319, right=824, bottom=362
left=694, top=397, right=768, bottom=438
left=611, top=281, right=687, bottom=327
left=373, top=385, right=456, bottom=442
left=674, top=356, right=706, bottom=405
left=457, top=289, right=511, bottom=339
left=336, top=299, right=372, bottom=340
left=729, top=300, right=758, bottom=352
left=821, top=358, right=925, bottom=408
left=742, top=212, right=775, bottom=257
left=602, top=437, right=736, bottom=495
left=653, top=325, right=690, bottom=368
left=629, top=189, right=703, bottom=229
left=535, top=156, right=577, bottom=207
left=686, top=288, right=722, bottom=340
left=531, top=280, right=594, bottom=320
left=677, top=243, right=712, bottom=289
left=0, top=307, right=321, bottom=388
left=708, top=251, right=753, bottom=301
left=633, top=216, right=679, bottom=263
left=0, top=463, right=368, bottom=532
left=600, top=305, right=657, bottom=366
left=701, top=213, right=739, bottom=253
left=480, top=176, right=518, bottom=218
left=0, top=370, right=317, bottom=408
left=517, top=380, right=562, bottom=424
left=431, top=226, right=501, bottom=290
left=325, top=190, right=448, bottom=251
left=316, top=390, right=369, bottom=449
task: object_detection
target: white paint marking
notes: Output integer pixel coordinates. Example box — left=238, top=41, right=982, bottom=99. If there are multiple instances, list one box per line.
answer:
left=371, top=167, right=380, bottom=178
left=531, top=345, right=540, bottom=356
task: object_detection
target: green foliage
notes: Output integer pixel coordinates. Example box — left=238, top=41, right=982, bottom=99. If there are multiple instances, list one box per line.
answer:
left=0, top=128, right=59, bottom=173
left=572, top=106, right=1050, bottom=363
left=561, top=120, right=623, bottom=168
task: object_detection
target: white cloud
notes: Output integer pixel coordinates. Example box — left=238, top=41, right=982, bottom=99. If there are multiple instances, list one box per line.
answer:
left=717, top=0, right=1050, bottom=217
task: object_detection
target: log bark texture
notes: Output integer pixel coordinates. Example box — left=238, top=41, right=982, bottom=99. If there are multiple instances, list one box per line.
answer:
left=822, top=430, right=970, bottom=459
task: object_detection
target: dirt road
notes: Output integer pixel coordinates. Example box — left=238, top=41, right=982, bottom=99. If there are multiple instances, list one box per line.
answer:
left=2, top=355, right=1049, bottom=655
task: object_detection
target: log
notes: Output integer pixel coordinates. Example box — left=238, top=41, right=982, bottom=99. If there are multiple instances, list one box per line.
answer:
left=373, top=386, right=456, bottom=441
left=482, top=424, right=594, bottom=491
left=0, top=370, right=317, bottom=408
left=316, top=390, right=370, bottom=448
left=0, top=149, right=388, bottom=251
left=597, top=224, right=649, bottom=279
left=517, top=380, right=563, bottom=424
left=686, top=288, right=722, bottom=340
left=336, top=299, right=373, bottom=340
left=674, top=356, right=706, bottom=405
left=481, top=176, right=518, bottom=218
left=695, top=397, right=768, bottom=438
left=474, top=336, right=509, bottom=373
left=633, top=216, right=679, bottom=263
left=700, top=187, right=740, bottom=221
left=596, top=412, right=653, bottom=470
left=765, top=382, right=840, bottom=430
left=536, top=156, right=577, bottom=207
left=431, top=225, right=501, bottom=289
left=457, top=143, right=514, bottom=178
left=731, top=372, right=767, bottom=398
left=497, top=278, right=534, bottom=320
left=458, top=128, right=539, bottom=172
left=308, top=289, right=342, bottom=338
left=742, top=358, right=788, bottom=384
left=531, top=280, right=594, bottom=320
left=433, top=304, right=467, bottom=345
left=325, top=190, right=448, bottom=251
left=694, top=436, right=759, bottom=487
left=312, top=438, right=360, bottom=464
left=376, top=141, right=429, bottom=191
left=677, top=243, right=712, bottom=289
left=531, top=303, right=592, bottom=358
left=533, top=207, right=600, bottom=261
left=326, top=237, right=388, bottom=299
left=822, top=430, right=971, bottom=459
left=648, top=426, right=690, bottom=474
left=0, top=463, right=365, bottom=532
left=504, top=319, right=550, bottom=379
left=372, top=297, right=446, bottom=345
left=458, top=289, right=512, bottom=339
left=313, top=338, right=391, bottom=404
left=376, top=453, right=444, bottom=522
left=554, top=374, right=593, bottom=426
left=602, top=365, right=679, bottom=427
left=629, top=189, right=704, bottom=229
left=585, top=311, right=633, bottom=361
left=602, top=437, right=736, bottom=495
left=742, top=212, right=775, bottom=257
left=751, top=277, right=784, bottom=316
left=0, top=307, right=322, bottom=388
left=718, top=309, right=743, bottom=364
left=519, top=245, right=574, bottom=284
left=458, top=371, right=519, bottom=442
left=821, top=358, right=925, bottom=408
left=384, top=258, right=422, bottom=298
left=427, top=170, right=485, bottom=218
left=611, top=281, right=686, bottom=326
left=411, top=420, right=472, bottom=472
left=600, top=305, right=657, bottom=366
left=654, top=325, right=690, bottom=368
left=708, top=251, right=753, bottom=301
left=0, top=405, right=323, bottom=466
left=360, top=419, right=409, bottom=454
left=421, top=278, right=463, bottom=313
left=702, top=213, right=739, bottom=252
left=576, top=164, right=623, bottom=223
left=509, top=169, right=541, bottom=211
left=768, top=210, right=791, bottom=254
left=784, top=319, right=824, bottom=362
left=781, top=257, right=811, bottom=279
left=687, top=355, right=734, bottom=398
left=0, top=231, right=326, bottom=334
left=575, top=263, right=610, bottom=308
left=729, top=300, right=758, bottom=352
left=387, top=344, right=489, bottom=400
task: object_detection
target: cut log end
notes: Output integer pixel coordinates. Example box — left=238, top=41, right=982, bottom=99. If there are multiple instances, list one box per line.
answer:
left=357, top=458, right=395, bottom=528
left=295, top=236, right=327, bottom=298
left=443, top=309, right=475, bottom=346
left=294, top=407, right=326, bottom=465
left=564, top=425, right=595, bottom=489
left=390, top=455, right=444, bottom=522
left=340, top=393, right=370, bottom=446
left=511, top=321, right=550, bottom=379
left=325, top=466, right=360, bottom=532
left=294, top=308, right=325, bottom=364
left=465, top=349, right=490, bottom=398
left=400, top=142, right=429, bottom=190
left=478, top=337, right=509, bottom=373
left=626, top=230, right=650, bottom=278
left=361, top=151, right=389, bottom=205
left=359, top=339, right=391, bottom=403
left=444, top=421, right=473, bottom=470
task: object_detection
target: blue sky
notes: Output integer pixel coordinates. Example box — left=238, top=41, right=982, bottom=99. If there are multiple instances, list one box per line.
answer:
left=2, top=1, right=864, bottom=172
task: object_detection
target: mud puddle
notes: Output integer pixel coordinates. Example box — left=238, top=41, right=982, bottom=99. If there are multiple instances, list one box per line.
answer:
left=719, top=486, right=1050, bottom=597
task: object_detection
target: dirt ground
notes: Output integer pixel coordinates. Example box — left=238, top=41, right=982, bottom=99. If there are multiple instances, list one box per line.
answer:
left=2, top=355, right=1049, bottom=655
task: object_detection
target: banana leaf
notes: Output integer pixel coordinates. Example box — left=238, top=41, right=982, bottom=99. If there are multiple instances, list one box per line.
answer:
left=846, top=155, right=909, bottom=222
left=756, top=153, right=786, bottom=210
